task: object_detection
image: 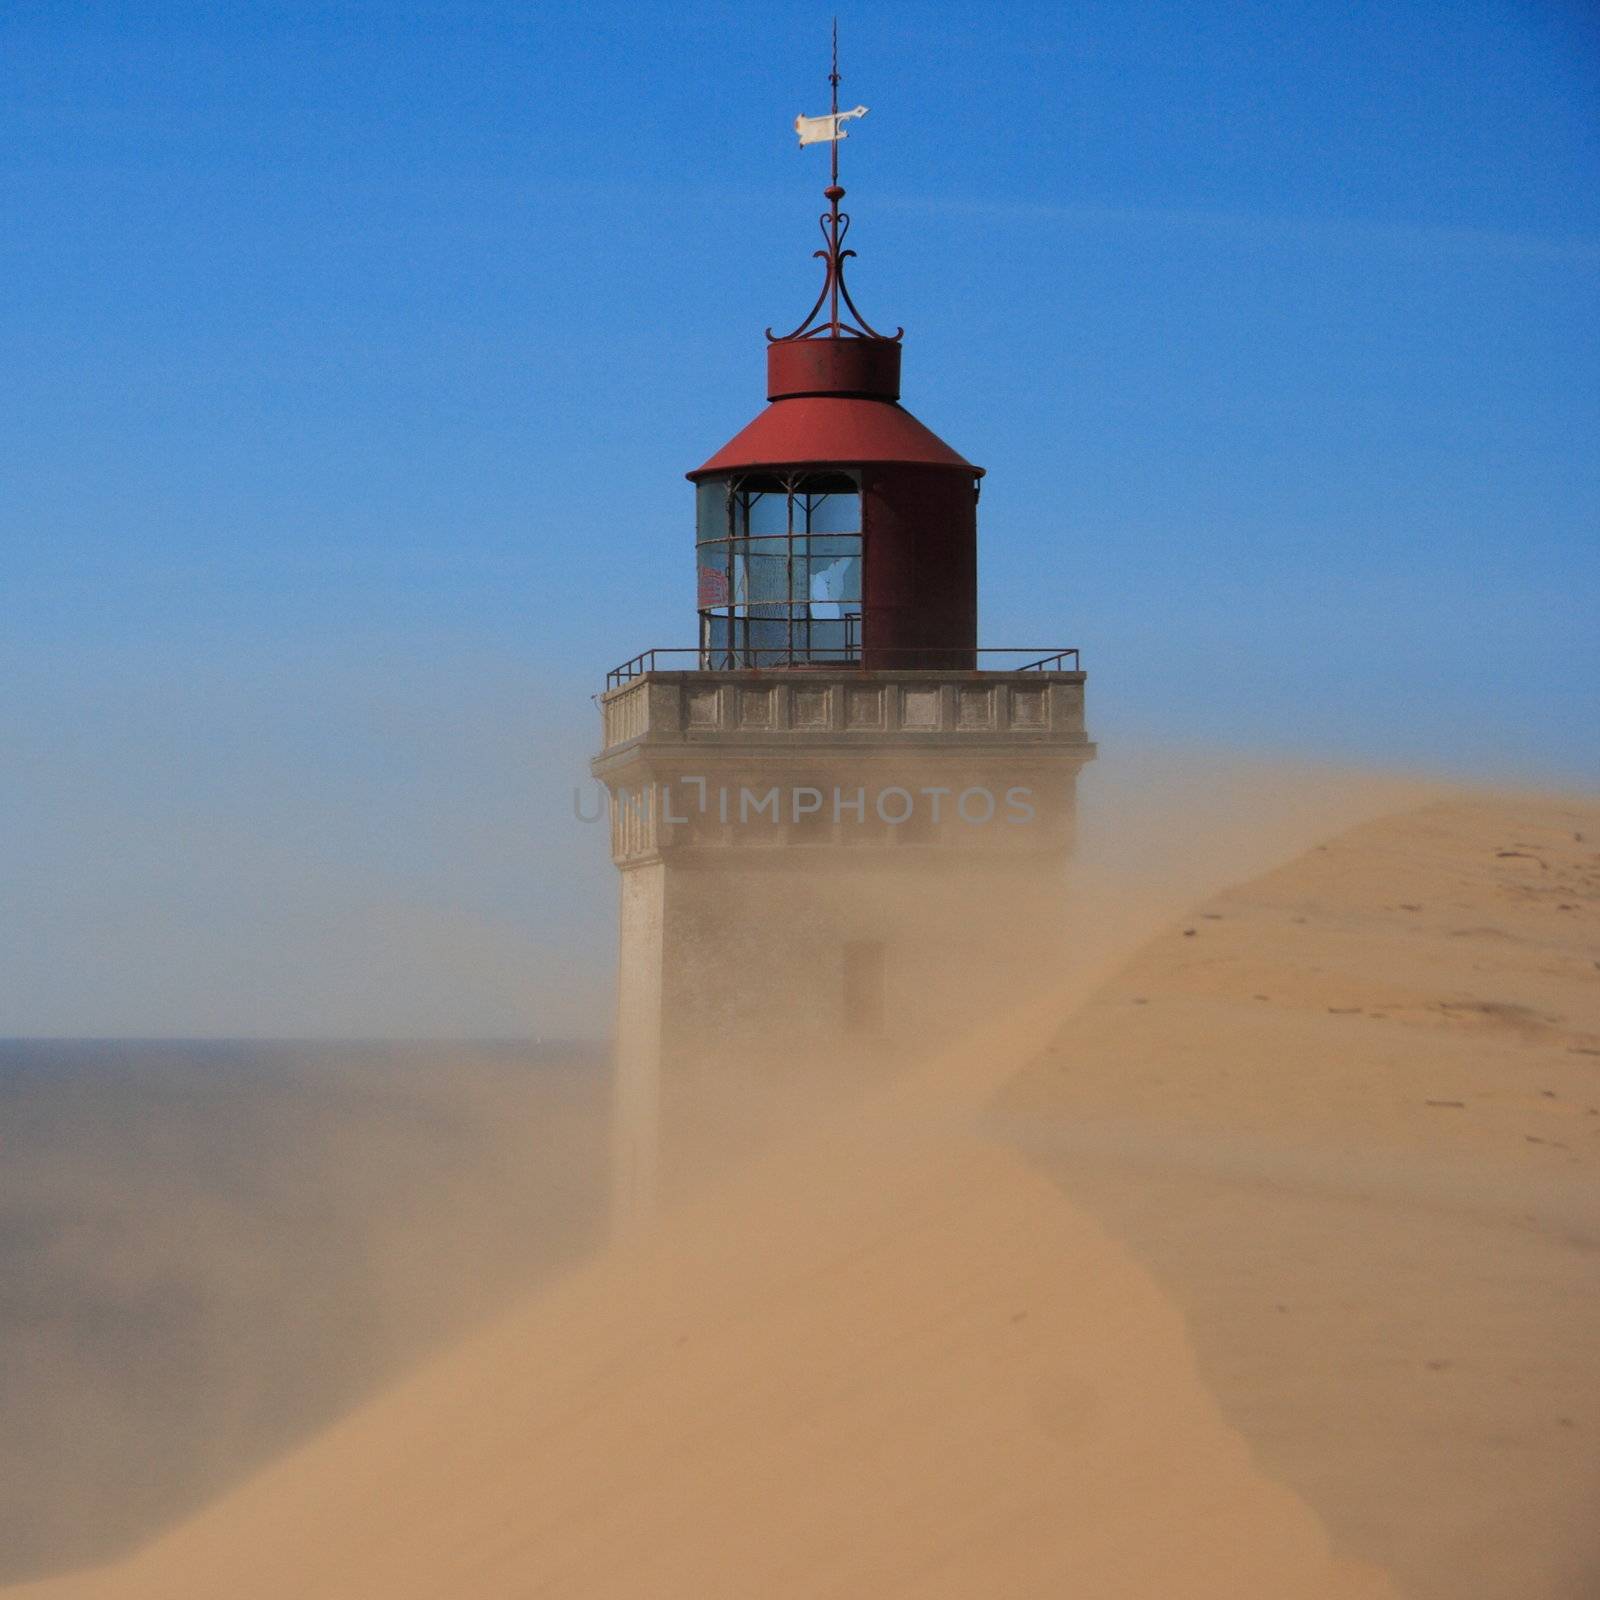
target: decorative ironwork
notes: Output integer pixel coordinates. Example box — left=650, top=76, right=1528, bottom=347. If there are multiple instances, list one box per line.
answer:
left=767, top=24, right=903, bottom=344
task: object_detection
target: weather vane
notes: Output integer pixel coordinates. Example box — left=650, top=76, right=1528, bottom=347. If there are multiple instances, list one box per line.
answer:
left=768, top=20, right=903, bottom=343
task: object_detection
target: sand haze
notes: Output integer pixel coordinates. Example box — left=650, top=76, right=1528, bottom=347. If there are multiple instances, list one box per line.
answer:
left=8, top=759, right=1595, bottom=1595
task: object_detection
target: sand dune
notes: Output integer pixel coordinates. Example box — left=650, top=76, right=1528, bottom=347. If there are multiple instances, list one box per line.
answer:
left=13, top=784, right=1595, bottom=1598
left=1001, top=795, right=1600, bottom=1598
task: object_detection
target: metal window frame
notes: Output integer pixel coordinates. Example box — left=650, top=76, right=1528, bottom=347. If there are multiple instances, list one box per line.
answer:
left=696, top=470, right=863, bottom=669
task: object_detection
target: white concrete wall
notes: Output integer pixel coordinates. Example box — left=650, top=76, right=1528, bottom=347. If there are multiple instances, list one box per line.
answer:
left=612, top=862, right=665, bottom=1228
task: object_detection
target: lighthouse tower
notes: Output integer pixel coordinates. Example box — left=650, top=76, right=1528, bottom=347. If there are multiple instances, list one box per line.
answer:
left=592, top=61, right=1094, bottom=1219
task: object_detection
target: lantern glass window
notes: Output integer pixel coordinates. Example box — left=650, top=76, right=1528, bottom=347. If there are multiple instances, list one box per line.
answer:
left=734, top=477, right=788, bottom=537
left=696, top=482, right=727, bottom=539
left=802, top=487, right=860, bottom=535
left=696, top=470, right=864, bottom=666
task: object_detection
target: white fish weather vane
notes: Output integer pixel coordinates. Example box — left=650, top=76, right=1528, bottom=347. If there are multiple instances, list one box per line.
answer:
left=794, top=105, right=867, bottom=147
left=794, top=20, right=865, bottom=156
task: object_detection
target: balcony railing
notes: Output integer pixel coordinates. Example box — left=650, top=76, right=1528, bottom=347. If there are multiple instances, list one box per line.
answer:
left=605, top=645, right=1082, bottom=691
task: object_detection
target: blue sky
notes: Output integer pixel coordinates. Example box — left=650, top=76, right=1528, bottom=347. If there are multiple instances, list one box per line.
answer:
left=2, top=1, right=1596, bottom=1034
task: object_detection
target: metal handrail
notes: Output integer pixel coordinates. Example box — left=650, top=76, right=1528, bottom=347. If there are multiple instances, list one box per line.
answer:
left=605, top=646, right=1082, bottom=690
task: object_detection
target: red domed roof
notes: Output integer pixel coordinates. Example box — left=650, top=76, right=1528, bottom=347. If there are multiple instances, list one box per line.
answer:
left=688, top=392, right=980, bottom=481
left=688, top=341, right=981, bottom=481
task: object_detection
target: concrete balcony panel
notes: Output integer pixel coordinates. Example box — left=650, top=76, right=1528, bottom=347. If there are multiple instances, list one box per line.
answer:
left=597, top=669, right=1091, bottom=762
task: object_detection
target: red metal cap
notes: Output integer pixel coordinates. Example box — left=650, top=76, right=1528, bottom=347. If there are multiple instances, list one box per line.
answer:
left=767, top=338, right=901, bottom=400
left=690, top=338, right=981, bottom=481
left=689, top=392, right=981, bottom=479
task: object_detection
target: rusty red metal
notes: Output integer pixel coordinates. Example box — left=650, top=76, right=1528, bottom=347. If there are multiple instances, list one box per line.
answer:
left=687, top=390, right=979, bottom=479
left=766, top=337, right=900, bottom=401
left=859, top=464, right=977, bottom=669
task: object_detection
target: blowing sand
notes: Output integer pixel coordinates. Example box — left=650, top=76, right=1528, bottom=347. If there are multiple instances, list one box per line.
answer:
left=10, top=780, right=1596, bottom=1597
left=8, top=1035, right=1396, bottom=1598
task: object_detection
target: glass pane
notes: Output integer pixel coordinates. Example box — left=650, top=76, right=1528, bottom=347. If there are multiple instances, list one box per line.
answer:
left=745, top=616, right=789, bottom=663
left=697, top=562, right=729, bottom=608
left=805, top=491, right=860, bottom=534
left=745, top=553, right=789, bottom=604
left=730, top=539, right=781, bottom=605
left=696, top=480, right=728, bottom=539
left=805, top=535, right=859, bottom=561
left=808, top=619, right=849, bottom=656
left=742, top=491, right=788, bottom=536
left=701, top=613, right=731, bottom=655
left=806, top=552, right=860, bottom=616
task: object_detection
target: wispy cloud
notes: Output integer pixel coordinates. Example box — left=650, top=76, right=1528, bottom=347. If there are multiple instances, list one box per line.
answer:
left=871, top=192, right=1600, bottom=268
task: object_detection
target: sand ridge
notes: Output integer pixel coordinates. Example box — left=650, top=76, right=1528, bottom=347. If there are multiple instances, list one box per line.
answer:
left=1006, top=794, right=1600, bottom=1160
left=1002, top=794, right=1600, bottom=1599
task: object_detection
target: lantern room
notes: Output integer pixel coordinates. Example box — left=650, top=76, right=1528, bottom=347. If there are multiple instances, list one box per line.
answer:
left=687, top=162, right=983, bottom=672
left=693, top=467, right=863, bottom=668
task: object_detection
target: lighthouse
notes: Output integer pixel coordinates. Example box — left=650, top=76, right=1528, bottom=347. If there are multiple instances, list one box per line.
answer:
left=592, top=58, right=1095, bottom=1220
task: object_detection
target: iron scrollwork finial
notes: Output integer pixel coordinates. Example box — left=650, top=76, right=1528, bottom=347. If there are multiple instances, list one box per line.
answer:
left=765, top=195, right=904, bottom=344
left=767, top=26, right=903, bottom=345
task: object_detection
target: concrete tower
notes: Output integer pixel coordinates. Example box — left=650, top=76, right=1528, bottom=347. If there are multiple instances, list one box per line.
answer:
left=593, top=68, right=1094, bottom=1221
